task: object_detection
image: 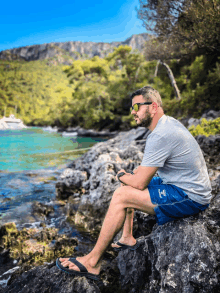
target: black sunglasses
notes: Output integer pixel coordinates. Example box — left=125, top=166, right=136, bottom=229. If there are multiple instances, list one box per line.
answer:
left=130, top=102, right=152, bottom=112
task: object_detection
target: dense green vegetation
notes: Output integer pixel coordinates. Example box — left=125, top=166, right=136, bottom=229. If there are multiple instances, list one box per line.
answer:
left=162, top=55, right=220, bottom=119
left=189, top=118, right=220, bottom=137
left=0, top=45, right=219, bottom=131
left=0, top=60, right=74, bottom=125
left=0, top=1, right=219, bottom=134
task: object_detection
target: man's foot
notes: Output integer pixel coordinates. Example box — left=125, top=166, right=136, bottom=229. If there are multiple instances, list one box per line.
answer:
left=111, top=236, right=137, bottom=250
left=56, top=257, right=100, bottom=281
left=59, top=255, right=100, bottom=276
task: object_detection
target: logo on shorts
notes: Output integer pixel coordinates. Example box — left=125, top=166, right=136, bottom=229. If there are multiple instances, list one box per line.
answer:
left=158, top=189, right=166, bottom=198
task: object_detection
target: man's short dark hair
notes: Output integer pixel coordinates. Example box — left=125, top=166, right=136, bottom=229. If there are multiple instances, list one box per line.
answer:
left=130, top=86, right=162, bottom=107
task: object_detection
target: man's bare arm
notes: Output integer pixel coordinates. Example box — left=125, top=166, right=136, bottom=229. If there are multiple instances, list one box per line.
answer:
left=117, top=166, right=158, bottom=190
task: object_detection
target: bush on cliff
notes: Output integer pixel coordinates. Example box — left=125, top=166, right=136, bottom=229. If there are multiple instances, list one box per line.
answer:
left=189, top=117, right=220, bottom=137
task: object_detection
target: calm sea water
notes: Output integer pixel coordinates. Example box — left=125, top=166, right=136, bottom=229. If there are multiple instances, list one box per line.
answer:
left=0, top=128, right=105, bottom=226
left=0, top=128, right=104, bottom=171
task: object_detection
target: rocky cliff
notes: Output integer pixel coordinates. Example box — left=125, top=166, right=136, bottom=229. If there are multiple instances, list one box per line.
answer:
left=0, top=33, right=150, bottom=64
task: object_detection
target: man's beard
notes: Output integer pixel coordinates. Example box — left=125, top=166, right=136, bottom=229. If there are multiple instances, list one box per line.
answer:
left=135, top=112, right=153, bottom=128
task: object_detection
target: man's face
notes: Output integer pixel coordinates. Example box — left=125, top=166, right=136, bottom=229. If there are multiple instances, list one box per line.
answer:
left=131, top=95, right=153, bottom=128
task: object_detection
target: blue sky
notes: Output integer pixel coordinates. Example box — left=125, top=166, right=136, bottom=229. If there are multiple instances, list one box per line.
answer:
left=0, top=0, right=147, bottom=51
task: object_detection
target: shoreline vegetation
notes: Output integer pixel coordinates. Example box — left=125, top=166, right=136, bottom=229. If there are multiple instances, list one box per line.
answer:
left=0, top=44, right=220, bottom=133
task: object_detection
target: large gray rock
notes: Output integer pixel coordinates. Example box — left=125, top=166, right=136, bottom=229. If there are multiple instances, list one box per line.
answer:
left=56, top=127, right=149, bottom=232
left=1, top=263, right=102, bottom=293
left=201, top=110, right=220, bottom=120
left=1, top=253, right=121, bottom=293
left=180, top=110, right=220, bottom=128
left=187, top=117, right=200, bottom=128
left=56, top=169, right=88, bottom=200
left=117, top=192, right=220, bottom=293
left=195, top=135, right=220, bottom=166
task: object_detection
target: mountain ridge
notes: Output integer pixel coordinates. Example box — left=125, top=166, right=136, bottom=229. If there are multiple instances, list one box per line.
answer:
left=0, top=33, right=150, bottom=64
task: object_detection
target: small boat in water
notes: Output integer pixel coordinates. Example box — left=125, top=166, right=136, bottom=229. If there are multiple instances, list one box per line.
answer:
left=0, top=114, right=27, bottom=130
left=62, top=131, right=78, bottom=137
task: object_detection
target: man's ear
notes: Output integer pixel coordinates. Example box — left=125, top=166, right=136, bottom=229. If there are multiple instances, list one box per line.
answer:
left=152, top=102, right=159, bottom=113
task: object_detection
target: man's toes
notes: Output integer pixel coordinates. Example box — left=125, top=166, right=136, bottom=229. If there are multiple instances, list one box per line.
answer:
left=60, top=258, right=69, bottom=262
left=62, top=261, right=71, bottom=267
left=59, top=257, right=81, bottom=272
left=62, top=262, right=80, bottom=271
left=69, top=264, right=80, bottom=271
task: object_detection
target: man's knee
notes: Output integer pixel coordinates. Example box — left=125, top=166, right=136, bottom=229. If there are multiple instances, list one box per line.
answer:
left=112, top=186, right=129, bottom=202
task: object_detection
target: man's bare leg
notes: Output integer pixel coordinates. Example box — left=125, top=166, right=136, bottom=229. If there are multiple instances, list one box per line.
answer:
left=111, top=208, right=136, bottom=248
left=59, top=186, right=156, bottom=275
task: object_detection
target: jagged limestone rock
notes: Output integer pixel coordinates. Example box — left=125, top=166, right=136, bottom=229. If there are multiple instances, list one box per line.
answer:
left=55, top=127, right=148, bottom=233
left=0, top=34, right=150, bottom=63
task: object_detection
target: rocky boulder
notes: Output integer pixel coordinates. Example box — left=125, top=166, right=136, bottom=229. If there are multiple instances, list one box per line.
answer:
left=117, top=191, right=220, bottom=293
left=1, top=264, right=103, bottom=293
left=186, top=110, right=220, bottom=129
left=31, top=202, right=55, bottom=218
left=196, top=135, right=220, bottom=167
left=55, top=127, right=149, bottom=233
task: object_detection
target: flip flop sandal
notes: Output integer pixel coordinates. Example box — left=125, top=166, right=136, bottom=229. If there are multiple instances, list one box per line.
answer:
left=56, top=257, right=100, bottom=281
left=112, top=241, right=140, bottom=251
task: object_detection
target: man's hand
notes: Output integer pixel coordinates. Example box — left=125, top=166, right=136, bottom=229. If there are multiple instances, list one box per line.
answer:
left=116, top=169, right=127, bottom=182
left=116, top=166, right=158, bottom=190
left=116, top=169, right=135, bottom=186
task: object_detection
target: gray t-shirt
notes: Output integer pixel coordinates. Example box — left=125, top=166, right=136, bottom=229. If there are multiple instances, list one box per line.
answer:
left=141, top=115, right=212, bottom=204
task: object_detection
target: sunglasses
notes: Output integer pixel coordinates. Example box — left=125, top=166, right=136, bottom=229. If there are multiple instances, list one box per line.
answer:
left=130, top=102, right=152, bottom=112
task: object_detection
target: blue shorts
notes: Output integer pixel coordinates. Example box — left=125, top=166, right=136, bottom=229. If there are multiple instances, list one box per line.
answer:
left=148, top=177, right=209, bottom=226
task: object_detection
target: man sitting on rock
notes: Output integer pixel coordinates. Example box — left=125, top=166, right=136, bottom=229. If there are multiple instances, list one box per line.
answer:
left=57, top=86, right=211, bottom=281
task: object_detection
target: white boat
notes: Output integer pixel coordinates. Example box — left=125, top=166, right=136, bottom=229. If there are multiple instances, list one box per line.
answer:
left=62, top=131, right=78, bottom=137
left=0, top=114, right=27, bottom=130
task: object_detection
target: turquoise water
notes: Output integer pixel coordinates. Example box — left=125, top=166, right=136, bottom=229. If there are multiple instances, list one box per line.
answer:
left=0, top=128, right=106, bottom=225
left=0, top=128, right=104, bottom=171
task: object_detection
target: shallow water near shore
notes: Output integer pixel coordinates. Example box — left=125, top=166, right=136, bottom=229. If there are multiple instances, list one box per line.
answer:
left=0, top=127, right=106, bottom=227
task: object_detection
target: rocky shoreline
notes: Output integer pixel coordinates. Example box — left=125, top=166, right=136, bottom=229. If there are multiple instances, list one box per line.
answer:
left=0, top=113, right=220, bottom=292
left=58, top=126, right=118, bottom=138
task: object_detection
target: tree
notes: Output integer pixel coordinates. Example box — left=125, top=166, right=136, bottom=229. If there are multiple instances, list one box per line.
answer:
left=138, top=0, right=220, bottom=54
left=144, top=36, right=183, bottom=61
left=155, top=60, right=182, bottom=100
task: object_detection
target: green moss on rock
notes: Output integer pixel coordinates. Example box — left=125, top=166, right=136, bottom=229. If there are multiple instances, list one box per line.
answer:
left=0, top=223, right=78, bottom=267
